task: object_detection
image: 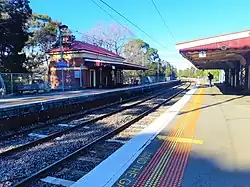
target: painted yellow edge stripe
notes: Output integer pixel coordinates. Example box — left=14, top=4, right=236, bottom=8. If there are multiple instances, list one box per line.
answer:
left=157, top=135, right=203, bottom=145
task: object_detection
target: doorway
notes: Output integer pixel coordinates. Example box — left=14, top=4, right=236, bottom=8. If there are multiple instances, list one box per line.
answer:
left=90, top=69, right=96, bottom=88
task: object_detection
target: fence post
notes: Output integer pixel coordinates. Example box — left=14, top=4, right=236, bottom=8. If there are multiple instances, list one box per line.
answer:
left=10, top=73, right=13, bottom=94
left=80, top=66, right=83, bottom=88
left=61, top=69, right=64, bottom=91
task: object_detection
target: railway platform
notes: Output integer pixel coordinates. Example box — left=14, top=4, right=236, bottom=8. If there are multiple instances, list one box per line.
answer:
left=0, top=82, right=177, bottom=110
left=0, top=81, right=179, bottom=131
left=72, top=82, right=250, bottom=187
left=0, top=89, right=107, bottom=109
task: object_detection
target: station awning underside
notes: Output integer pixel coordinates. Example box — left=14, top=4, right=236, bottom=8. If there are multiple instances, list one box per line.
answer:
left=84, top=58, right=148, bottom=70
left=176, top=30, right=250, bottom=69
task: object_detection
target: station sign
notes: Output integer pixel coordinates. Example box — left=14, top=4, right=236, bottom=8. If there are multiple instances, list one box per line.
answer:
left=199, top=51, right=206, bottom=58
left=54, top=61, right=69, bottom=67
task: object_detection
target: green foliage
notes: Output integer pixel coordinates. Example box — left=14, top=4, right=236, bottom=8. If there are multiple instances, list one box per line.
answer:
left=124, top=38, right=177, bottom=78
left=0, top=0, right=60, bottom=73
left=25, top=13, right=60, bottom=73
left=0, top=0, right=32, bottom=73
left=178, top=67, right=220, bottom=81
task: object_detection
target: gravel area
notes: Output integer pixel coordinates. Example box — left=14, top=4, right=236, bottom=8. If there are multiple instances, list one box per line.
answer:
left=0, top=94, right=146, bottom=156
left=31, top=89, right=187, bottom=187
left=0, top=85, right=185, bottom=186
left=0, top=135, right=38, bottom=154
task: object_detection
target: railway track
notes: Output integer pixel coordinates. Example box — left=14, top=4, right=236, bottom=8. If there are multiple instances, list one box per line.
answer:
left=0, top=83, right=182, bottom=157
left=0, top=83, right=184, bottom=186
left=8, top=82, right=191, bottom=187
left=0, top=87, right=156, bottom=141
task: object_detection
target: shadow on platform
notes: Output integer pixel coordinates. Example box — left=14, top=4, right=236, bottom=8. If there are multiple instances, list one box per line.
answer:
left=181, top=150, right=250, bottom=186
left=178, top=95, right=245, bottom=116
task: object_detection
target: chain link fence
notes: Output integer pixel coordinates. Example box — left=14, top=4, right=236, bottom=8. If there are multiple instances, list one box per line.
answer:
left=0, top=72, right=175, bottom=97
left=0, top=73, right=50, bottom=95
left=123, top=75, right=171, bottom=86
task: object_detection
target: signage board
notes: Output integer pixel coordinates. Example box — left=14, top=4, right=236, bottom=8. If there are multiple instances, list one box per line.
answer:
left=54, top=61, right=69, bottom=67
left=199, top=51, right=206, bottom=58
left=74, top=71, right=80, bottom=78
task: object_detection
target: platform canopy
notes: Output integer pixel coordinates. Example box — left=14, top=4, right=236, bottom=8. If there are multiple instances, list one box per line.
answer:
left=84, top=58, right=148, bottom=70
left=176, top=30, right=250, bottom=69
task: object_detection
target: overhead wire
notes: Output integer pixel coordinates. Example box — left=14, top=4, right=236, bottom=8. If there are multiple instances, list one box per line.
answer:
left=97, top=0, right=168, bottom=49
left=71, top=29, right=114, bottom=46
left=150, top=0, right=176, bottom=43
left=89, top=0, right=135, bottom=36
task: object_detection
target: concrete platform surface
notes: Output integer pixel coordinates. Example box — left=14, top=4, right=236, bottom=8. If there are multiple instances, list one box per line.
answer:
left=0, top=89, right=107, bottom=109
left=0, top=82, right=175, bottom=109
left=71, top=83, right=250, bottom=187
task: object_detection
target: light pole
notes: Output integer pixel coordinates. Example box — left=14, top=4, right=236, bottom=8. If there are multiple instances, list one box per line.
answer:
left=58, top=24, right=68, bottom=91
left=157, top=61, right=159, bottom=82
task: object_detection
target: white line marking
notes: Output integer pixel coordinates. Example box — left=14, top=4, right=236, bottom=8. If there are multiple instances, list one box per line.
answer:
left=28, top=133, right=48, bottom=139
left=41, top=176, right=75, bottom=187
left=71, top=85, right=197, bottom=187
left=106, top=139, right=127, bottom=144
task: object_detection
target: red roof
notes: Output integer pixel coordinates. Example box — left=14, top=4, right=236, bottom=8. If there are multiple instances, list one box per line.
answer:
left=176, top=30, right=250, bottom=52
left=177, top=30, right=250, bottom=45
left=49, top=41, right=124, bottom=59
left=181, top=37, right=250, bottom=52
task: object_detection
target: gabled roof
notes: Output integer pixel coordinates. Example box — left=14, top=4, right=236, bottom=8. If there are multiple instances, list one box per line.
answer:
left=48, top=40, right=125, bottom=60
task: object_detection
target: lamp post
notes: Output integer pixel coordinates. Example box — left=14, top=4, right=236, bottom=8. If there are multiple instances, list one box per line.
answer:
left=157, top=60, right=160, bottom=82
left=58, top=24, right=68, bottom=91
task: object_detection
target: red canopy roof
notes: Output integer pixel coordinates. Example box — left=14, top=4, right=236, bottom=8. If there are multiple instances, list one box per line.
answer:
left=48, top=41, right=124, bottom=59
left=176, top=30, right=250, bottom=52
left=179, top=37, right=250, bottom=52
left=176, top=30, right=250, bottom=69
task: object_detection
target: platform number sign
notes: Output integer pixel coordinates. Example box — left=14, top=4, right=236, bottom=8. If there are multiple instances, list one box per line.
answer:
left=199, top=51, right=206, bottom=58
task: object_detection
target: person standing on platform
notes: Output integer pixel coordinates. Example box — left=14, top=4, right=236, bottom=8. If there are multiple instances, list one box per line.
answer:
left=208, top=72, right=213, bottom=87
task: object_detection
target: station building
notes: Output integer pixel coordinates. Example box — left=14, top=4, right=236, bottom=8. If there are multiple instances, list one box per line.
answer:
left=176, top=30, right=250, bottom=90
left=48, top=37, right=147, bottom=90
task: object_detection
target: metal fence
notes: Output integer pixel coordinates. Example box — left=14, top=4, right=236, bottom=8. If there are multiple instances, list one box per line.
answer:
left=123, top=75, right=171, bottom=86
left=0, top=72, right=174, bottom=97
left=0, top=73, right=49, bottom=95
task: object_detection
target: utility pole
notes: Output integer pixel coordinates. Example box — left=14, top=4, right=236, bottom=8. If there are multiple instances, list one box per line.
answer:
left=157, top=60, right=160, bottom=82
left=58, top=24, right=68, bottom=91
left=170, top=65, right=172, bottom=80
left=58, top=27, right=64, bottom=91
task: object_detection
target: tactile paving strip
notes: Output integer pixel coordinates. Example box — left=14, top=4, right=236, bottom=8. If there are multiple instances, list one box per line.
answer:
left=112, top=88, right=204, bottom=187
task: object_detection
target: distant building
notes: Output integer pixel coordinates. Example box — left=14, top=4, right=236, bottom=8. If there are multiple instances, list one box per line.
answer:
left=47, top=35, right=147, bottom=90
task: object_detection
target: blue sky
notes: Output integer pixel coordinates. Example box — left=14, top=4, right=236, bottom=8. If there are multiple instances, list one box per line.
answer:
left=30, top=0, right=250, bottom=70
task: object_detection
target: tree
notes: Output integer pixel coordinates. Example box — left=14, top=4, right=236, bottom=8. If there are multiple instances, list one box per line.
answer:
left=177, top=67, right=220, bottom=81
left=123, top=38, right=177, bottom=78
left=0, top=0, right=32, bottom=73
left=24, top=14, right=60, bottom=73
left=82, top=22, right=133, bottom=55
left=124, top=39, right=148, bottom=66
left=124, top=39, right=160, bottom=65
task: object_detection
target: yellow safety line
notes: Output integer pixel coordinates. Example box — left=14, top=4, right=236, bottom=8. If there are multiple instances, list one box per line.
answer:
left=157, top=135, right=203, bottom=145
left=145, top=87, right=204, bottom=186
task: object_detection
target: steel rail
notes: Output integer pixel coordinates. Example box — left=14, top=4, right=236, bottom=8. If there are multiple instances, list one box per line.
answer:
left=0, top=83, right=182, bottom=157
left=13, top=83, right=190, bottom=187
